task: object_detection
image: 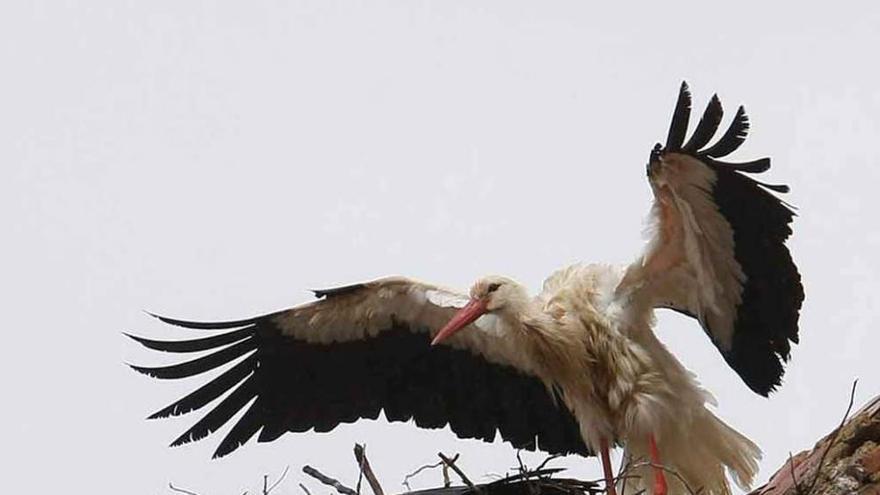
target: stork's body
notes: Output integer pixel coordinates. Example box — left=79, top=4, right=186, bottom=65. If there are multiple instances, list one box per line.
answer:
left=448, top=265, right=760, bottom=494
left=130, top=84, right=801, bottom=495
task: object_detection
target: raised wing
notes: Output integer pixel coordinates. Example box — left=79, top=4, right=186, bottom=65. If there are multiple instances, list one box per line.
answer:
left=128, top=277, right=589, bottom=458
left=617, top=83, right=803, bottom=396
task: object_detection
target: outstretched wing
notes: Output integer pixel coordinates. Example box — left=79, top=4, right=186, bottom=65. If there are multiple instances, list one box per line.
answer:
left=128, top=277, right=589, bottom=458
left=617, top=82, right=803, bottom=396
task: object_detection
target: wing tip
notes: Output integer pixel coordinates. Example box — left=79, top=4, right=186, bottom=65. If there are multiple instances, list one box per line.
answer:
left=679, top=80, right=690, bottom=94
left=665, top=81, right=693, bottom=151
left=659, top=84, right=794, bottom=197
left=170, top=432, right=199, bottom=448
left=212, top=439, right=244, bottom=459
left=128, top=363, right=158, bottom=377
left=143, top=310, right=261, bottom=330
left=147, top=409, right=172, bottom=420
left=123, top=332, right=146, bottom=345
left=311, top=282, right=368, bottom=299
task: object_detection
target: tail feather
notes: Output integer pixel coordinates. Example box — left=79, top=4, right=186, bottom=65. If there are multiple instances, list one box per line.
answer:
left=621, top=409, right=760, bottom=495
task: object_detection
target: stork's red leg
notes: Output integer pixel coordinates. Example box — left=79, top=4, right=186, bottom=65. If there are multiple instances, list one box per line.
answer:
left=648, top=433, right=668, bottom=495
left=599, top=438, right=618, bottom=495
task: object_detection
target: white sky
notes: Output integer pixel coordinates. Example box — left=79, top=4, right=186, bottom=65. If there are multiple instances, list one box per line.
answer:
left=3, top=2, right=879, bottom=494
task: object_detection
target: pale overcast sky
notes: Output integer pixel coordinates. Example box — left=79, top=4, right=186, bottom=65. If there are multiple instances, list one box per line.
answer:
left=3, top=2, right=879, bottom=494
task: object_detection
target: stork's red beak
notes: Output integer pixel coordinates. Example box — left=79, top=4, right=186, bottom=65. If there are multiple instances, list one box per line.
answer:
left=431, top=298, right=489, bottom=346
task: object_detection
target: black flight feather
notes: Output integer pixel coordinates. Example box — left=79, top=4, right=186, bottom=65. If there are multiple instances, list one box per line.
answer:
left=146, top=311, right=264, bottom=330
left=312, top=283, right=368, bottom=299
left=710, top=166, right=803, bottom=395
left=170, top=378, right=259, bottom=448
left=754, top=181, right=790, bottom=193
left=719, top=157, right=771, bottom=174
left=654, top=83, right=803, bottom=396
left=131, top=313, right=592, bottom=458
left=213, top=398, right=266, bottom=458
left=665, top=81, right=692, bottom=151
left=126, top=327, right=253, bottom=353
left=147, top=356, right=256, bottom=419
left=702, top=105, right=750, bottom=158
left=129, top=338, right=257, bottom=379
left=683, top=94, right=723, bottom=153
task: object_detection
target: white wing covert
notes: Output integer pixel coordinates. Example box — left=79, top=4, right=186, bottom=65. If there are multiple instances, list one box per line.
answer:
left=616, top=83, right=803, bottom=396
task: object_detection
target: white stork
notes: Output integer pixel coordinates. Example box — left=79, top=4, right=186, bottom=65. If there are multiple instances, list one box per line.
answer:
left=129, top=83, right=803, bottom=495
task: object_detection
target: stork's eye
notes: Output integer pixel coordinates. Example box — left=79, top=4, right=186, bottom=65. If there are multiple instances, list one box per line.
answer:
left=487, top=283, right=501, bottom=293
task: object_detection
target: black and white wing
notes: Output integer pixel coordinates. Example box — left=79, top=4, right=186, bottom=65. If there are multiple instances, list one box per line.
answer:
left=617, top=82, right=804, bottom=396
left=128, top=277, right=589, bottom=458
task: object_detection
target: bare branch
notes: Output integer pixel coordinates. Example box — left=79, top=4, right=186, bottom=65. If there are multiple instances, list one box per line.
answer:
left=439, top=452, right=482, bottom=494
left=354, top=444, right=385, bottom=495
left=299, top=483, right=312, bottom=495
left=617, top=451, right=632, bottom=495
left=355, top=447, right=365, bottom=495
left=535, top=454, right=562, bottom=473
left=805, top=379, right=858, bottom=494
left=302, top=465, right=359, bottom=495
left=614, top=458, right=697, bottom=495
left=402, top=456, right=457, bottom=491
left=515, top=450, right=526, bottom=474
left=629, top=462, right=698, bottom=495
left=787, top=452, right=802, bottom=495
left=168, top=482, right=200, bottom=495
left=266, top=466, right=290, bottom=495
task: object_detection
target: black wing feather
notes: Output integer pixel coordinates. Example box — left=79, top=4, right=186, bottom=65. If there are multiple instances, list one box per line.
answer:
left=131, top=315, right=590, bottom=458
left=716, top=157, right=771, bottom=174
left=213, top=398, right=266, bottom=458
left=147, top=356, right=256, bottom=419
left=129, top=338, right=257, bottom=379
left=146, top=311, right=265, bottom=330
left=312, top=283, right=369, bottom=299
left=665, top=81, right=692, bottom=151
left=710, top=167, right=803, bottom=395
left=702, top=105, right=750, bottom=158
left=682, top=94, right=723, bottom=153
left=170, top=378, right=259, bottom=448
left=654, top=82, right=803, bottom=396
left=125, top=327, right=252, bottom=353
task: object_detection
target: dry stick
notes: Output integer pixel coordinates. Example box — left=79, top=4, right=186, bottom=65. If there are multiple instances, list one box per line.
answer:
left=515, top=450, right=527, bottom=475
left=625, top=461, right=698, bottom=495
left=805, top=379, right=859, bottom=494
left=507, top=470, right=602, bottom=495
left=495, top=468, right=564, bottom=483
left=168, top=483, right=201, bottom=495
left=617, top=452, right=631, bottom=495
left=534, top=454, right=561, bottom=473
left=614, top=454, right=650, bottom=495
left=265, top=466, right=290, bottom=495
left=355, top=449, right=365, bottom=495
left=303, top=466, right=359, bottom=495
left=402, top=456, right=459, bottom=491
left=787, top=452, right=802, bottom=495
left=438, top=452, right=483, bottom=494
left=401, top=459, right=446, bottom=491
left=354, top=444, right=385, bottom=495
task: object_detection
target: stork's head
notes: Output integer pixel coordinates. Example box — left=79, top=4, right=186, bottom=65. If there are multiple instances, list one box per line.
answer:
left=431, top=275, right=526, bottom=346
